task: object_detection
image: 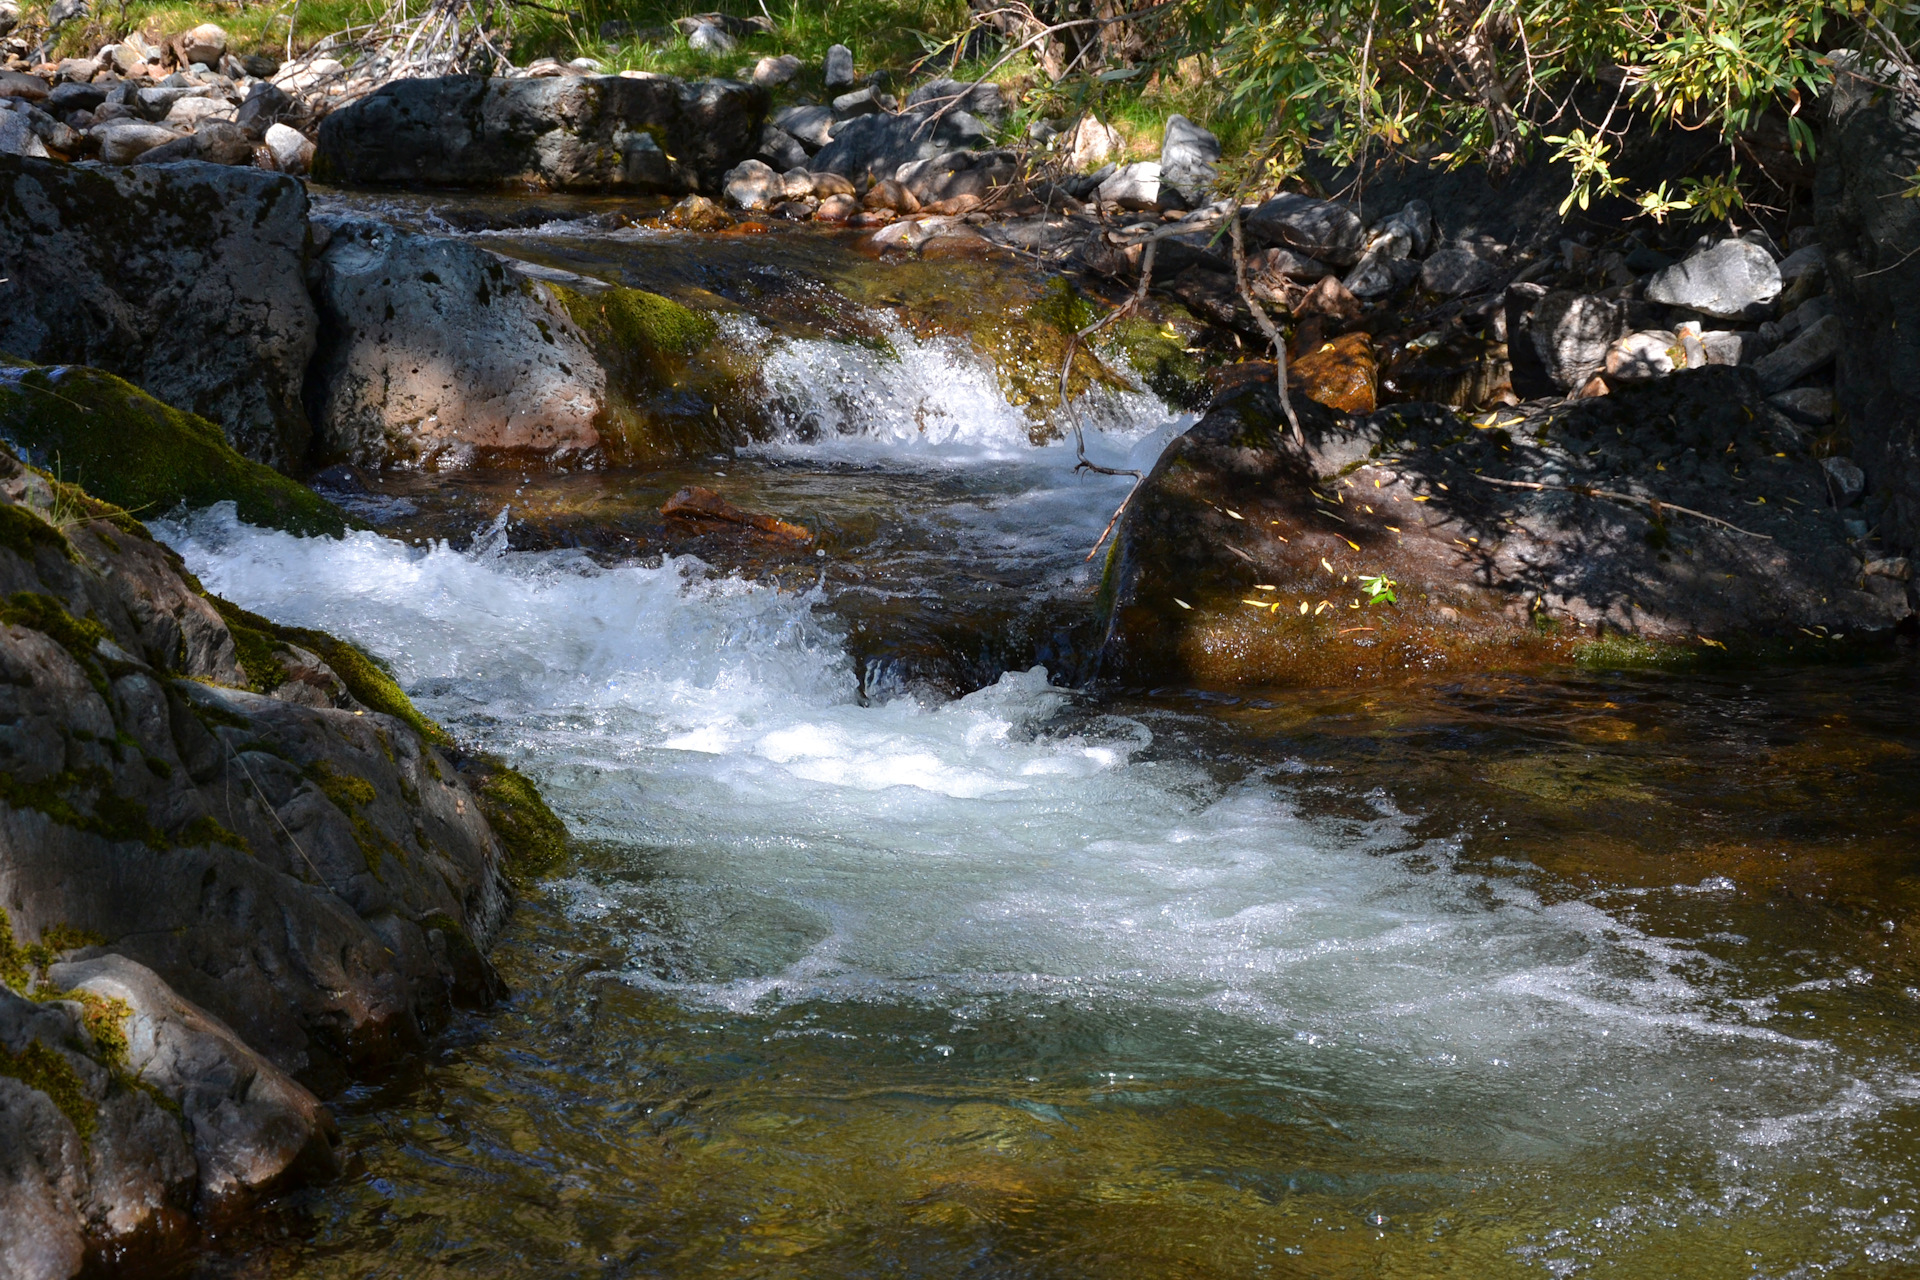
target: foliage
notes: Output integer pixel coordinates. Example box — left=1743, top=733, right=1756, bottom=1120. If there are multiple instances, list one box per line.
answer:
left=1358, top=572, right=1397, bottom=605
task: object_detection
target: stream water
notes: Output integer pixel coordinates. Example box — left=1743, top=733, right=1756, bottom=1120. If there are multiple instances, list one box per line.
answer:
left=156, top=204, right=1920, bottom=1278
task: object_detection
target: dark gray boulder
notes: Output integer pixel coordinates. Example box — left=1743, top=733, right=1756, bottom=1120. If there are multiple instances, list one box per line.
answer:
left=1817, top=64, right=1920, bottom=551
left=773, top=102, right=833, bottom=149
left=1243, top=192, right=1366, bottom=266
left=905, top=77, right=1006, bottom=126
left=0, top=155, right=315, bottom=468
left=809, top=107, right=990, bottom=181
left=313, top=73, right=768, bottom=194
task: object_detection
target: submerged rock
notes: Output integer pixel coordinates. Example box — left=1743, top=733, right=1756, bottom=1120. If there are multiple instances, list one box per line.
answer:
left=662, top=485, right=811, bottom=541
left=1098, top=368, right=1909, bottom=689
left=0, top=156, right=315, bottom=469
left=313, top=73, right=768, bottom=194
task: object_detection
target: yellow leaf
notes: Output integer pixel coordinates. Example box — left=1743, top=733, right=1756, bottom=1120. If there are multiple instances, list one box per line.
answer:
left=1299, top=601, right=1309, bottom=615
left=1173, top=598, right=1192, bottom=610
left=1344, top=539, right=1360, bottom=551
left=1321, top=558, right=1334, bottom=573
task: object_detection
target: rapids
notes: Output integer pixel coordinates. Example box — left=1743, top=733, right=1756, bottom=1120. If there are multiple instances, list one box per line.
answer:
left=156, top=214, right=1920, bottom=1278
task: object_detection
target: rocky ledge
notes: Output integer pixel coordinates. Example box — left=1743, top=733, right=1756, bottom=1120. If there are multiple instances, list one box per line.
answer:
left=0, top=408, right=562, bottom=1277
left=1098, top=366, right=1913, bottom=689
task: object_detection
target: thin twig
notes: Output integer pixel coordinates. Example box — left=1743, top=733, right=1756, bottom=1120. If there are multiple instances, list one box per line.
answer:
left=1469, top=474, right=1772, bottom=538
left=1228, top=212, right=1304, bottom=448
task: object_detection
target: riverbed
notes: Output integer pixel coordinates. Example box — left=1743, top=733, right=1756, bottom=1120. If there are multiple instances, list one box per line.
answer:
left=157, top=204, right=1920, bottom=1278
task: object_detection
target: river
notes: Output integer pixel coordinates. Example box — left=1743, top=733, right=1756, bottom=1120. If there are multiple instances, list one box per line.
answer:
left=154, top=204, right=1920, bottom=1278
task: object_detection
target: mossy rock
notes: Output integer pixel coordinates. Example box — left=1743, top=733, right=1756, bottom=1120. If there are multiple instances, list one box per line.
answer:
left=470, top=763, right=569, bottom=885
left=0, top=357, right=350, bottom=537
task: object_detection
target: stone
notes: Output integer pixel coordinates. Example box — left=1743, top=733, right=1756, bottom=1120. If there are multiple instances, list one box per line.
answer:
left=722, top=156, right=781, bottom=209
left=48, top=955, right=337, bottom=1205
left=1243, top=192, right=1365, bottom=267
left=1249, top=246, right=1333, bottom=284
left=1097, top=160, right=1164, bottom=210
left=308, top=220, right=610, bottom=466
left=270, top=54, right=344, bottom=94
left=1529, top=291, right=1630, bottom=392
left=314, top=74, right=769, bottom=195
left=905, top=77, right=1006, bottom=126
left=1066, top=112, right=1119, bottom=170
left=1158, top=114, right=1219, bottom=204
left=1821, top=455, right=1866, bottom=505
left=753, top=54, right=800, bottom=86
left=773, top=103, right=833, bottom=149
left=1604, top=330, right=1681, bottom=382
left=163, top=94, right=233, bottom=127
left=136, top=120, right=253, bottom=166
left=234, top=80, right=293, bottom=130
left=685, top=21, right=735, bottom=53
left=176, top=22, right=226, bottom=67
left=1864, top=556, right=1910, bottom=580
left=815, top=191, right=858, bottom=221
left=1644, top=238, right=1782, bottom=319
left=1750, top=313, right=1840, bottom=393
left=754, top=123, right=810, bottom=171
left=810, top=107, right=990, bottom=181
left=809, top=170, right=854, bottom=198
left=1296, top=273, right=1363, bottom=325
left=824, top=43, right=854, bottom=90
left=264, top=120, right=313, bottom=173
left=1343, top=203, right=1432, bottom=297
left=1290, top=332, right=1377, bottom=413
left=0, top=69, right=47, bottom=99
left=661, top=484, right=811, bottom=540
left=43, top=79, right=102, bottom=113
left=1776, top=243, right=1825, bottom=288
left=831, top=86, right=883, bottom=119
left=0, top=108, right=46, bottom=156
left=0, top=156, right=316, bottom=466
left=664, top=192, right=730, bottom=229
left=1697, top=329, right=1764, bottom=367
left=0, top=0, right=16, bottom=35
left=1419, top=241, right=1504, bottom=296
left=896, top=148, right=1015, bottom=209
left=1771, top=386, right=1835, bottom=426
left=862, top=177, right=919, bottom=213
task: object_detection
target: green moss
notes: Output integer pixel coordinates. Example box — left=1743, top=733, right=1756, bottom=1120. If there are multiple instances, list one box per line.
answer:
left=60, top=989, right=130, bottom=1068
left=173, top=814, right=250, bottom=852
left=0, top=592, right=109, bottom=691
left=557, top=284, right=717, bottom=356
left=1104, top=316, right=1208, bottom=410
left=1027, top=277, right=1102, bottom=336
left=205, top=596, right=293, bottom=694
left=0, top=767, right=167, bottom=848
left=21, top=924, right=104, bottom=980
left=280, top=625, right=451, bottom=747
left=0, top=1040, right=95, bottom=1140
left=0, top=907, right=27, bottom=991
left=307, top=760, right=377, bottom=809
left=0, top=359, right=352, bottom=538
left=474, top=764, right=569, bottom=884
left=0, top=501, right=75, bottom=562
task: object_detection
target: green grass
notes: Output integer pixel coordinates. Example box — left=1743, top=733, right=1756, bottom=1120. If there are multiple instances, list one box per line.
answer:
left=28, top=0, right=385, bottom=63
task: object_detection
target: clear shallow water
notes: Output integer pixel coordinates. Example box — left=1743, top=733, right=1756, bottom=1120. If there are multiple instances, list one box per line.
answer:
left=157, top=249, right=1920, bottom=1278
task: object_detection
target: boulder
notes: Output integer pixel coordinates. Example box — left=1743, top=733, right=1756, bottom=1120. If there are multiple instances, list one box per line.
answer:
left=264, top=120, right=314, bottom=173
left=44, top=80, right=104, bottom=114
left=1823, top=455, right=1866, bottom=506
left=1771, top=386, right=1835, bottom=426
left=308, top=221, right=611, bottom=468
left=1158, top=114, right=1218, bottom=204
left=0, top=70, right=48, bottom=101
left=1644, top=238, right=1782, bottom=319
left=89, top=119, right=178, bottom=162
left=830, top=86, right=884, bottom=119
left=753, top=123, right=810, bottom=170
left=1604, top=330, right=1680, bottom=382
left=1066, top=113, right=1119, bottom=170
left=234, top=80, right=292, bottom=131
left=0, top=156, right=316, bottom=468
left=896, top=148, right=1016, bottom=210
left=1816, top=66, right=1920, bottom=550
left=1750, top=313, right=1840, bottom=393
left=684, top=21, right=734, bottom=53
left=0, top=440, right=530, bottom=1087
left=824, top=43, right=854, bottom=89
left=1419, top=241, right=1505, bottom=296
left=175, top=22, right=227, bottom=67
left=163, top=95, right=233, bottom=128
left=1529, top=291, right=1629, bottom=392
left=1097, top=369, right=1905, bottom=689
left=47, top=955, right=336, bottom=1205
left=1097, top=160, right=1166, bottom=210
left=773, top=103, right=833, bottom=149
left=0, top=110, right=46, bottom=157
left=1243, top=192, right=1365, bottom=267
left=135, top=120, right=254, bottom=166
left=905, top=77, right=1006, bottom=125
left=810, top=107, right=990, bottom=181
left=314, top=73, right=768, bottom=194
left=753, top=54, right=800, bottom=86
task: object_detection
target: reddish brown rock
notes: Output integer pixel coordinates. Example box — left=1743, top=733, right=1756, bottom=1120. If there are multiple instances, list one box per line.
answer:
left=1289, top=332, right=1377, bottom=414
left=662, top=485, right=812, bottom=541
